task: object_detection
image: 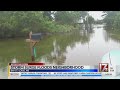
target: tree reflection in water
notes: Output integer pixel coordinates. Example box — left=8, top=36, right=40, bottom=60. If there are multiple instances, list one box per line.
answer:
left=39, top=26, right=94, bottom=65
left=0, top=25, right=94, bottom=67
left=104, top=26, right=120, bottom=43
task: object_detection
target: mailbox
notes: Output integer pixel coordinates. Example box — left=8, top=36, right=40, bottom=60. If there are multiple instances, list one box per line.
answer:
left=31, top=33, right=42, bottom=41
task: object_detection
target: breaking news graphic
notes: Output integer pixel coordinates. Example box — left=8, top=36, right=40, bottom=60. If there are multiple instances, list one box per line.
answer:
left=7, top=62, right=120, bottom=79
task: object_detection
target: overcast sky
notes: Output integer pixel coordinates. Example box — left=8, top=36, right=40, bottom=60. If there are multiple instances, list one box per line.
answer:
left=88, top=11, right=104, bottom=20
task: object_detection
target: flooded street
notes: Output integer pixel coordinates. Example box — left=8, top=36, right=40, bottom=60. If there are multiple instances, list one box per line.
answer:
left=1, top=24, right=120, bottom=79
left=64, top=25, right=120, bottom=65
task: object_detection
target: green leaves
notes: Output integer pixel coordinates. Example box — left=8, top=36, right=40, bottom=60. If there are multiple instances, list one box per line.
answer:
left=0, top=11, right=90, bottom=38
left=54, top=11, right=81, bottom=25
left=88, top=15, right=95, bottom=24
left=104, top=11, right=120, bottom=30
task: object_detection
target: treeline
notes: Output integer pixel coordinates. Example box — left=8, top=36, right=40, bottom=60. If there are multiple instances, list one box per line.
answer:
left=0, top=11, right=88, bottom=39
left=103, top=11, right=120, bottom=30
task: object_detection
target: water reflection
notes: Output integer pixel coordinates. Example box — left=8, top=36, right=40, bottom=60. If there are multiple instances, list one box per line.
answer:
left=0, top=58, right=17, bottom=79
left=39, top=26, right=94, bottom=65
left=2, top=24, right=120, bottom=78
left=40, top=39, right=66, bottom=65
left=103, top=29, right=110, bottom=42
left=64, top=24, right=120, bottom=65
left=103, top=26, right=120, bottom=43
left=0, top=25, right=94, bottom=67
left=50, top=39, right=66, bottom=65
left=106, top=33, right=120, bottom=43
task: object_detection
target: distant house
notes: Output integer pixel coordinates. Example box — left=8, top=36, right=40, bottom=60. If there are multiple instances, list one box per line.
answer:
left=76, top=17, right=84, bottom=24
left=77, top=19, right=84, bottom=24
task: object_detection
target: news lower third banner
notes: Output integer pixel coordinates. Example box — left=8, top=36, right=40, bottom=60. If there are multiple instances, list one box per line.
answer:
left=8, top=63, right=119, bottom=79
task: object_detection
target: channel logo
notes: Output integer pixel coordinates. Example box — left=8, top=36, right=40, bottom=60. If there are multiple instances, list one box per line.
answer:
left=99, top=63, right=109, bottom=72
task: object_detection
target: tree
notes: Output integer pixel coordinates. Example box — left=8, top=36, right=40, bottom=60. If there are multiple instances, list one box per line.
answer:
left=54, top=11, right=81, bottom=25
left=103, top=11, right=120, bottom=31
left=80, top=11, right=88, bottom=19
left=43, top=11, right=53, bottom=21
left=103, top=11, right=118, bottom=27
left=88, top=15, right=95, bottom=24
left=0, top=11, right=89, bottom=39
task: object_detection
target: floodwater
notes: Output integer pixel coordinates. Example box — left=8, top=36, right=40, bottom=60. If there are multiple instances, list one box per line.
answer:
left=0, top=24, right=120, bottom=79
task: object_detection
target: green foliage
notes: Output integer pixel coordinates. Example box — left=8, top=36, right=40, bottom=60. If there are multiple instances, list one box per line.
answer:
left=54, top=11, right=81, bottom=25
left=79, top=11, right=88, bottom=18
left=103, top=11, right=120, bottom=41
left=103, top=11, right=119, bottom=28
left=43, top=11, right=53, bottom=20
left=88, top=15, right=95, bottom=24
left=0, top=11, right=45, bottom=38
left=0, top=11, right=89, bottom=38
